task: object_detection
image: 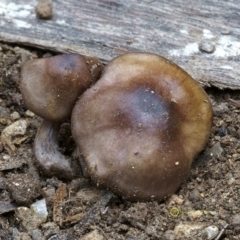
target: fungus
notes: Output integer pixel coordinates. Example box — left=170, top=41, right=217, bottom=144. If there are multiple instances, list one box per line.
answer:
left=71, top=52, right=212, bottom=201
left=20, top=54, right=103, bottom=179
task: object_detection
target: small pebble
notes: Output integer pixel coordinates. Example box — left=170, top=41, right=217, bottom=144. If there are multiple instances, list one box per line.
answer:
left=187, top=210, right=203, bottom=220
left=208, top=142, right=223, bottom=159
left=227, top=126, right=236, bottom=136
left=218, top=126, right=228, bottom=137
left=126, top=40, right=133, bottom=45
left=35, top=0, right=53, bottom=19
left=31, top=229, right=43, bottom=240
left=213, top=103, right=229, bottom=114
left=41, top=222, right=60, bottom=237
left=10, top=111, right=20, bottom=121
left=232, top=214, right=240, bottom=225
left=42, top=186, right=56, bottom=199
left=202, top=226, right=219, bottom=239
left=0, top=106, right=9, bottom=117
left=12, top=228, right=19, bottom=238
left=232, top=153, right=240, bottom=161
left=221, top=29, right=231, bottom=35
left=228, top=177, right=235, bottom=185
left=174, top=223, right=205, bottom=239
left=14, top=232, right=32, bottom=240
left=25, top=110, right=35, bottom=117
left=199, top=41, right=216, bottom=53
left=30, top=199, right=48, bottom=223
left=1, top=119, right=28, bottom=152
left=0, top=118, right=8, bottom=125
left=2, top=119, right=27, bottom=137
left=0, top=177, right=6, bottom=189
left=189, top=189, right=200, bottom=202
left=15, top=207, right=40, bottom=231
left=168, top=194, right=184, bottom=205
left=6, top=173, right=41, bottom=205
left=2, top=154, right=10, bottom=160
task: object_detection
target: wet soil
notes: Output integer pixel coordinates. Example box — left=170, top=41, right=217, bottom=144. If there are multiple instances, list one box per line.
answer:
left=0, top=43, right=240, bottom=240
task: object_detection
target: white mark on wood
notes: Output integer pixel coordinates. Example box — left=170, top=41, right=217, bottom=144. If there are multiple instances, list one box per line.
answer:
left=220, top=65, right=233, bottom=70
left=180, top=29, right=188, bottom=35
left=169, top=42, right=199, bottom=56
left=170, top=34, right=240, bottom=58
left=13, top=19, right=32, bottom=29
left=0, top=2, right=34, bottom=28
left=0, top=2, right=33, bottom=17
left=213, top=35, right=240, bottom=57
left=203, top=29, right=214, bottom=39
left=56, top=19, right=67, bottom=25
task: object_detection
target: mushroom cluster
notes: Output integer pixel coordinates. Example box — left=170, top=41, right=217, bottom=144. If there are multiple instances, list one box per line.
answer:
left=21, top=52, right=212, bottom=201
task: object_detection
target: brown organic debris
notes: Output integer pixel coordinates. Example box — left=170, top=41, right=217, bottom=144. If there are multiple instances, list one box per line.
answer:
left=53, top=183, right=68, bottom=226
left=1, top=119, right=28, bottom=154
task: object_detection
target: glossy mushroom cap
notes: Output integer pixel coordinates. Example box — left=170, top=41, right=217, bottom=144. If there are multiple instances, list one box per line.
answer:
left=20, top=53, right=103, bottom=180
left=71, top=52, right=213, bottom=201
left=20, top=54, right=103, bottom=121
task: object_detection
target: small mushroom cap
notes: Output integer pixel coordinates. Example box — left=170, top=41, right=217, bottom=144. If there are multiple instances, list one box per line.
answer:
left=71, top=52, right=213, bottom=201
left=20, top=54, right=103, bottom=121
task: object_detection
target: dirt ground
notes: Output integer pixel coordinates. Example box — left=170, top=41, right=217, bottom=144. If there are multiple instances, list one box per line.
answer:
left=0, top=43, right=240, bottom=240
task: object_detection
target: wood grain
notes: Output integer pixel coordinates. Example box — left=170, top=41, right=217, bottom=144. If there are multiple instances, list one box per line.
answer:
left=0, top=0, right=240, bottom=89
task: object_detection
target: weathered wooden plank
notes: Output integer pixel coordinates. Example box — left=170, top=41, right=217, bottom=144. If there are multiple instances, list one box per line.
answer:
left=0, top=0, right=240, bottom=89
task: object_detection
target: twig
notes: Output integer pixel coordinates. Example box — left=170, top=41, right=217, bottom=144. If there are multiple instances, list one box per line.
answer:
left=227, top=98, right=240, bottom=108
left=214, top=224, right=229, bottom=240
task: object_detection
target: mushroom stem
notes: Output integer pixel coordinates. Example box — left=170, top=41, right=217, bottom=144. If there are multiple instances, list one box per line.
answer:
left=34, top=119, right=78, bottom=180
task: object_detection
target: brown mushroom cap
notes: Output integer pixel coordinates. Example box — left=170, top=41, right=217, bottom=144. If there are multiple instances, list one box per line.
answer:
left=71, top=52, right=212, bottom=201
left=20, top=53, right=103, bottom=180
left=20, top=53, right=103, bottom=121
